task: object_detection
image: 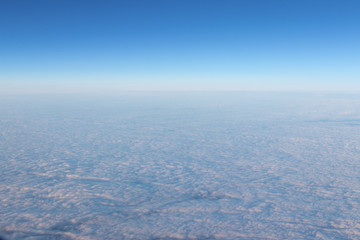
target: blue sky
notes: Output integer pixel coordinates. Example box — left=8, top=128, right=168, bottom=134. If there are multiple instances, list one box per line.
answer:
left=1, top=0, right=359, bottom=93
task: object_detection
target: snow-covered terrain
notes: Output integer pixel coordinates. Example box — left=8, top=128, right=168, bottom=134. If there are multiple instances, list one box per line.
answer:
left=1, top=92, right=360, bottom=239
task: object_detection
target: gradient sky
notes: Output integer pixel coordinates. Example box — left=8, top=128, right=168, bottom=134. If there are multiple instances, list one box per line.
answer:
left=1, top=0, right=360, bottom=93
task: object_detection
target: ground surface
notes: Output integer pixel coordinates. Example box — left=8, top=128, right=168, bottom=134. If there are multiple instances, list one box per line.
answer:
left=1, top=92, right=360, bottom=239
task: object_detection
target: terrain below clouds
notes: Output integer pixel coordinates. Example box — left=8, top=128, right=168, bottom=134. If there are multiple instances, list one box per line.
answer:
left=1, top=92, right=360, bottom=239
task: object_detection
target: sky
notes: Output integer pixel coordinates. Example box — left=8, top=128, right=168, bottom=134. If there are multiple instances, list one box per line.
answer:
left=1, top=0, right=360, bottom=93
